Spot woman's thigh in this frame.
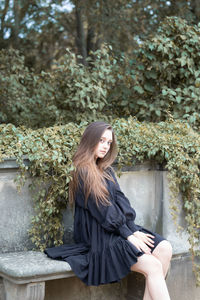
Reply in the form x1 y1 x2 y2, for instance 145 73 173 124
131 254 163 277
152 240 172 275
152 240 172 256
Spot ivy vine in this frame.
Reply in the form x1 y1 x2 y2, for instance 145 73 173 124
0 117 200 284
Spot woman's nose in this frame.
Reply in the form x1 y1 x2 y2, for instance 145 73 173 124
103 143 108 149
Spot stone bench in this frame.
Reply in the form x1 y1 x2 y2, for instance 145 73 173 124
2 159 200 299
0 251 74 300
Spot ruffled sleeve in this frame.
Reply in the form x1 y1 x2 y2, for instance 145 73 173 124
75 180 133 239
109 168 141 233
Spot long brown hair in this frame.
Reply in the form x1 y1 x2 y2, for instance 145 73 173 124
69 121 118 206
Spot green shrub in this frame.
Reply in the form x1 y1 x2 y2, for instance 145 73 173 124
0 47 116 128
0 49 58 128
1 17 200 130
109 17 200 129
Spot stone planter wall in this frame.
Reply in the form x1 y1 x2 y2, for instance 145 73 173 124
0 159 200 300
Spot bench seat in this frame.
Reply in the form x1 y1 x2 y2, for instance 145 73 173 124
0 251 74 300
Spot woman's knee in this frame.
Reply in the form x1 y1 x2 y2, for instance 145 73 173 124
153 240 172 261
131 254 163 277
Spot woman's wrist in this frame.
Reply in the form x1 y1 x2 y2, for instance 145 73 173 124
133 231 139 236
127 234 134 241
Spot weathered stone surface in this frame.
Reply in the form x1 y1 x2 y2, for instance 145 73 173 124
118 170 163 233
0 159 189 255
0 159 74 253
126 272 145 300
0 252 72 281
0 169 34 253
0 157 29 170
45 276 127 300
166 254 200 300
162 172 190 254
3 279 45 300
45 277 91 300
89 278 127 300
0 277 5 300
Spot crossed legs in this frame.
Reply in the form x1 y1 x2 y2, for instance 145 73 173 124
131 240 172 300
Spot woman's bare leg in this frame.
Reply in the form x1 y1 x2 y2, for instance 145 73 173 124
143 240 172 299
152 240 172 277
131 254 171 300
143 283 153 300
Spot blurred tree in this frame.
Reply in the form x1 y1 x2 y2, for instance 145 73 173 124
0 0 75 71
1 1 200 71
0 46 118 127
2 16 200 130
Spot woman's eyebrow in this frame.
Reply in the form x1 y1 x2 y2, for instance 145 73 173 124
101 136 113 141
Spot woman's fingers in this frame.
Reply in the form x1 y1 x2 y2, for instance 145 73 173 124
142 233 154 241
127 235 152 254
131 236 151 254
145 234 155 243
144 236 155 247
134 232 155 247
140 244 151 254
144 239 154 247
145 233 154 238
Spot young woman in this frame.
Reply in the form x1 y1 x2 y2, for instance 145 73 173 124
45 121 172 300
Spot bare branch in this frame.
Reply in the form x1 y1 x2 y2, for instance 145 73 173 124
0 0 10 37
75 0 87 65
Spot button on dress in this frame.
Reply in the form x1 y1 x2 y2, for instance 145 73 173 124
44 169 164 286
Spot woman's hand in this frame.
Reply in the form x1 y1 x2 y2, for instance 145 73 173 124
133 231 155 248
127 234 152 254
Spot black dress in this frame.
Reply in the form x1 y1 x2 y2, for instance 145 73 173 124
44 169 164 286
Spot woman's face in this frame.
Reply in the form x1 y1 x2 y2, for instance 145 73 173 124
94 129 113 159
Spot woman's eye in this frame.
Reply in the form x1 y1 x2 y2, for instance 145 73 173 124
99 139 112 145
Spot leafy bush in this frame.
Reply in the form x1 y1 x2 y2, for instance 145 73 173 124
109 17 200 129
1 17 200 130
0 117 200 284
0 47 116 128
0 49 58 128
52 48 116 123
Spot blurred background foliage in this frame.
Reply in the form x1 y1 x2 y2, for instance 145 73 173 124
0 8 200 129
1 0 200 71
